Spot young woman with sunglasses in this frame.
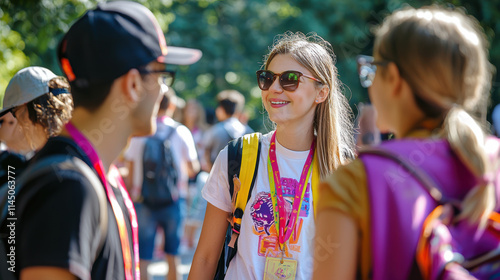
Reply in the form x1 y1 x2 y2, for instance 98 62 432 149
189 32 354 279
314 6 499 280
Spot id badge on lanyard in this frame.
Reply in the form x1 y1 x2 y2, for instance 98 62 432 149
264 257 298 280
264 132 315 280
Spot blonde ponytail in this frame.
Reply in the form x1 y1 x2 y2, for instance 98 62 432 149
444 106 495 228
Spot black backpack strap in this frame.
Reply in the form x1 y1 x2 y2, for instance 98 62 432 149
227 137 243 198
213 133 262 280
213 137 244 280
212 137 243 280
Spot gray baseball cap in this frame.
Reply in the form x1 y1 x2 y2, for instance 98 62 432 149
1 66 58 117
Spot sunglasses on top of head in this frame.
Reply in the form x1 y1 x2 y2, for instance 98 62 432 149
256 70 322 91
356 55 391 88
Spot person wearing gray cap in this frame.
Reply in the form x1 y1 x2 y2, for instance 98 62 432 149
0 66 72 156
13 1 201 280
0 112 20 151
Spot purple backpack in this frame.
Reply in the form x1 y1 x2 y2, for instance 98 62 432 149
360 139 500 280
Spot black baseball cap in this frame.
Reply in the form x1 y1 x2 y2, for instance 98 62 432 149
58 1 202 88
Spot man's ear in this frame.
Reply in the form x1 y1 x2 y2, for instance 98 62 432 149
121 68 142 103
315 85 329 103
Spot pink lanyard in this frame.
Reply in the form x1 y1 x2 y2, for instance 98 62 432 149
109 165 141 280
65 122 140 280
267 131 315 250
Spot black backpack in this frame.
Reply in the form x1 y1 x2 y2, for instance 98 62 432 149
141 124 179 209
0 154 108 280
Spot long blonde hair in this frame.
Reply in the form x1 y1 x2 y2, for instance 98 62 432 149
375 6 495 228
263 32 355 179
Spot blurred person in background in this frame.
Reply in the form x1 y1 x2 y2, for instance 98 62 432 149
355 102 381 149
182 98 210 248
0 112 22 151
172 95 186 123
0 66 73 157
125 87 200 280
203 90 254 172
182 99 209 167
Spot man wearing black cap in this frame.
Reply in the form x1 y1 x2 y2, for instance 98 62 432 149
15 2 201 280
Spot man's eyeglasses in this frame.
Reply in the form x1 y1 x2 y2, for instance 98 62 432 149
138 69 176 87
356 55 391 88
256 70 322 91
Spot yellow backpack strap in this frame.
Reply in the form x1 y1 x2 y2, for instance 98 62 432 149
234 133 261 219
227 133 262 246
311 150 320 219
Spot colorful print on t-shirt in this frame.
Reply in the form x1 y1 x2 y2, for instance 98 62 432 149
249 177 311 259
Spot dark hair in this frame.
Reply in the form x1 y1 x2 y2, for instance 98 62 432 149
205 107 216 125
27 77 73 137
216 90 245 116
70 81 113 112
218 99 237 116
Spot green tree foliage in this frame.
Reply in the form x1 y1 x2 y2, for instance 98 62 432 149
1 0 499 131
0 0 98 107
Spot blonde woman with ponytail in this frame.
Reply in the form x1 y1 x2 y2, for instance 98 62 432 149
190 32 354 280
314 5 499 280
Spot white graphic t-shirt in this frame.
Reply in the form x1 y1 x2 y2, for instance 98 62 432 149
202 132 315 280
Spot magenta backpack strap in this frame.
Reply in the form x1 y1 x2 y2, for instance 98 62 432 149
359 146 455 205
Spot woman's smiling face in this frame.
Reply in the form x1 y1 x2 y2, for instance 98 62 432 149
262 53 321 128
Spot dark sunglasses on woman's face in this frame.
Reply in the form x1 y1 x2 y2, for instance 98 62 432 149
256 70 321 91
356 55 391 88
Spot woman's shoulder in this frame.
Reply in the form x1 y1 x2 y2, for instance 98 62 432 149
324 158 366 188
319 158 368 214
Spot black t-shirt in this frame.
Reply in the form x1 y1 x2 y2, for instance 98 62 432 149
17 136 136 279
